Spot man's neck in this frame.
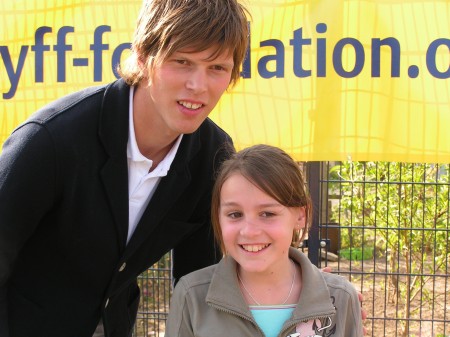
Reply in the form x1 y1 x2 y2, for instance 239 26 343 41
132 83 180 164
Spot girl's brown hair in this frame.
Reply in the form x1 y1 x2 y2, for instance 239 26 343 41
211 144 313 254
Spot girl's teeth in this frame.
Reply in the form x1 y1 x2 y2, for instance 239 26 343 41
242 244 268 252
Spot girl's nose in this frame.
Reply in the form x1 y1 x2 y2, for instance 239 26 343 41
240 219 261 237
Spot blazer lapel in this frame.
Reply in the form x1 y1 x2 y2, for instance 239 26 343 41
98 79 130 251
124 132 200 256
97 80 202 257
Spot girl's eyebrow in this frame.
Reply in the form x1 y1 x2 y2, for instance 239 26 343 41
220 201 239 207
221 201 282 208
258 203 283 208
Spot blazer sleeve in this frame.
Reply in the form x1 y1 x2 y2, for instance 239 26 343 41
0 123 58 335
171 189 221 283
171 137 232 283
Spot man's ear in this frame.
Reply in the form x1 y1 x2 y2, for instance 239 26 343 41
138 55 154 85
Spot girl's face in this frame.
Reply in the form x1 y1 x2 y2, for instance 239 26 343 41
219 173 305 276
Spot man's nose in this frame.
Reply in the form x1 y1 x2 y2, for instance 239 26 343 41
185 68 207 93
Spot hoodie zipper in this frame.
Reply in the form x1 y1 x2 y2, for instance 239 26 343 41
210 300 334 337
281 314 334 337
208 302 266 336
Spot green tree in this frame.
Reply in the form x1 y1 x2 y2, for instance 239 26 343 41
330 161 449 337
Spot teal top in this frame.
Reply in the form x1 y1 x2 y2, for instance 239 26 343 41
250 304 296 337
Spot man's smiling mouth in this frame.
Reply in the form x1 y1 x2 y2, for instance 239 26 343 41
178 100 203 109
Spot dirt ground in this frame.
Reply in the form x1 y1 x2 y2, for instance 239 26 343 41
325 251 449 337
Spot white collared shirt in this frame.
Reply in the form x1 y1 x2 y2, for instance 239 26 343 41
126 86 183 243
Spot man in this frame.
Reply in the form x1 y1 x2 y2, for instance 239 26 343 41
0 0 249 336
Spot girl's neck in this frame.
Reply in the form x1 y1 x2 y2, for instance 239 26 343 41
237 259 302 306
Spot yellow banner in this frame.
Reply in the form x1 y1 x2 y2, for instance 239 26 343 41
1 0 449 163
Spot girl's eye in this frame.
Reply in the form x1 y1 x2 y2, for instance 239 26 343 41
261 212 275 218
228 212 242 219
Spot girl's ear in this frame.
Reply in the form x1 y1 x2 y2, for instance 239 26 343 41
292 207 306 248
297 206 306 228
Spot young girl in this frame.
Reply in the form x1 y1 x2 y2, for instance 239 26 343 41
165 144 364 337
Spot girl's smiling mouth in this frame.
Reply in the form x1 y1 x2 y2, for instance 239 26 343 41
240 244 270 252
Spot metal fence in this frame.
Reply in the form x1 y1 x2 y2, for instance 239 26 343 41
133 252 172 337
133 161 450 337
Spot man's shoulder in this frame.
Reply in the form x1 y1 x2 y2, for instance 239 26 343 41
199 117 231 139
25 79 126 125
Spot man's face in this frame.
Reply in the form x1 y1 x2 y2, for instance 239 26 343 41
144 46 234 138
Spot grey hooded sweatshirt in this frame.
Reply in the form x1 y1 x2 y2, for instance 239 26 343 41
165 247 364 337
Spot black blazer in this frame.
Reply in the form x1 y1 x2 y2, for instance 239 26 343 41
0 79 231 337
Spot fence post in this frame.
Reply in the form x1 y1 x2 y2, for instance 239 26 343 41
306 161 321 266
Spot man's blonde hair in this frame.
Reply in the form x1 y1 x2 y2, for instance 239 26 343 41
119 0 250 87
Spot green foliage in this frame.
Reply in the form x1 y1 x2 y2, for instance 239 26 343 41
329 161 449 336
330 161 448 265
